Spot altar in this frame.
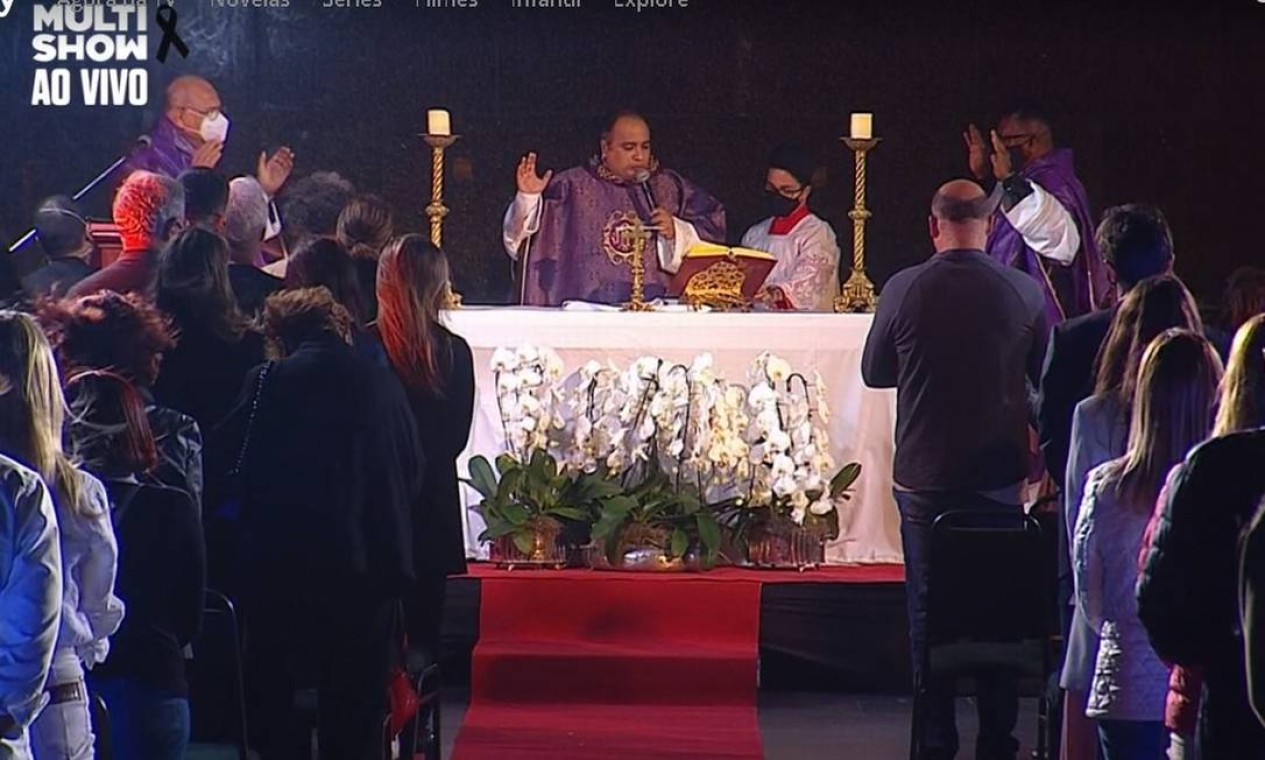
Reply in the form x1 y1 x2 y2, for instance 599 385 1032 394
445 307 903 565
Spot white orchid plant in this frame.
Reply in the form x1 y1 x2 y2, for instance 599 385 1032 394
467 346 860 565
714 352 861 545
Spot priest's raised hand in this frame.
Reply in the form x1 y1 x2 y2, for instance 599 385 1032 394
516 152 553 195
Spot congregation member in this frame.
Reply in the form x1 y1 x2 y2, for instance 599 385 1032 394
1073 330 1222 759
862 179 1048 760
224 177 284 317
179 168 229 234
152 228 267 435
504 110 726 305
64 371 204 760
1061 274 1205 759
1216 266 1265 350
1242 496 1265 732
0 458 62 757
375 234 475 658
67 172 184 299
282 238 389 367
1039 204 1175 491
266 171 358 278
220 288 420 760
739 143 841 311
336 195 395 322
22 197 94 301
0 312 124 760
38 292 203 511
1153 314 1265 757
1138 318 1265 755
965 107 1110 324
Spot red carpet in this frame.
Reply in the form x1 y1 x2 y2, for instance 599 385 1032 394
451 563 903 759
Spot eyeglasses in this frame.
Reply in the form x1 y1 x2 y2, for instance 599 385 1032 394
998 133 1036 147
182 105 222 120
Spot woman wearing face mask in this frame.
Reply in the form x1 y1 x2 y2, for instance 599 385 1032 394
740 143 841 312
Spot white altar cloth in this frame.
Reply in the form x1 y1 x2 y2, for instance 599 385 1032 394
445 307 903 565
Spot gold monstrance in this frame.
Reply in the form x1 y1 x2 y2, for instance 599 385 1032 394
834 113 880 313
423 108 462 309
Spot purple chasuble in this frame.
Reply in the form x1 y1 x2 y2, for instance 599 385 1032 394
518 161 726 306
120 117 195 182
985 148 1111 324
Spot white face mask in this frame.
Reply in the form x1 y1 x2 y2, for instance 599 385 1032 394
199 112 230 144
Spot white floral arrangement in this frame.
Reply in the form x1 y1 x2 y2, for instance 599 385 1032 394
479 347 858 561
744 352 840 527
489 345 565 461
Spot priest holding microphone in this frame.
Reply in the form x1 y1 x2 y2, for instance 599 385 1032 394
502 110 726 306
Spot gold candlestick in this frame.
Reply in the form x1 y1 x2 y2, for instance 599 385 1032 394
834 136 881 313
422 133 462 309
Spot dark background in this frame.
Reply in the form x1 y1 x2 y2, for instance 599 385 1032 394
3 0 1262 309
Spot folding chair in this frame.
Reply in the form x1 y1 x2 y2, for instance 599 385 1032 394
187 589 250 760
910 509 1053 760
397 647 443 760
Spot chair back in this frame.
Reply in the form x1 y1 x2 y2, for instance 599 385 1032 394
927 509 1050 648
187 589 250 760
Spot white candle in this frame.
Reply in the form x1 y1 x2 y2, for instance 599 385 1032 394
427 109 451 136
850 113 873 140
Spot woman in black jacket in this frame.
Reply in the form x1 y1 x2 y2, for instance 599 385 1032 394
375 233 474 658
220 287 421 760
65 370 204 760
1138 315 1265 757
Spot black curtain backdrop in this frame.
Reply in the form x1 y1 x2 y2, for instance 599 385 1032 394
4 0 1262 309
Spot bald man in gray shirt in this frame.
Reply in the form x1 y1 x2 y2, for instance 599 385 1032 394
862 179 1048 760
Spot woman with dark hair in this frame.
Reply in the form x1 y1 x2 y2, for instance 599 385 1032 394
284 237 368 326
37 291 203 511
1074 330 1222 758
336 195 394 322
65 371 204 760
0 311 124 759
1061 274 1204 758
220 287 420 760
375 234 474 657
152 227 266 434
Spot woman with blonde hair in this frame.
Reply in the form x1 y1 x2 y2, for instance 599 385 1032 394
375 234 474 658
0 311 124 759
1074 330 1222 759
1061 275 1204 758
1141 313 1265 758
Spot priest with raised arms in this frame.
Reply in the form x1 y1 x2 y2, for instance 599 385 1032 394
503 111 726 306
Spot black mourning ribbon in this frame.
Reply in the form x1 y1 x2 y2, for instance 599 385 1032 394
156 3 189 63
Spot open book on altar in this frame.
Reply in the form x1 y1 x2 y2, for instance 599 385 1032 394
668 243 777 308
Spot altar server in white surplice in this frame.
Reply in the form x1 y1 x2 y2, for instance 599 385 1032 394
741 144 841 312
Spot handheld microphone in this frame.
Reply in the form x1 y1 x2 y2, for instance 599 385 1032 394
634 169 657 211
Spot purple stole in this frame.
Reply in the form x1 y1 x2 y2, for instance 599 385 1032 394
120 117 195 182
518 162 726 306
986 148 1112 324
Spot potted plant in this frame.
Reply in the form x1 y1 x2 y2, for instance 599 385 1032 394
715 353 863 568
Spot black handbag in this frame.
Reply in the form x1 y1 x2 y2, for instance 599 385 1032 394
214 361 274 522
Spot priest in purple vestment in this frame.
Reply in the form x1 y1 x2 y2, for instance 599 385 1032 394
122 76 295 219
965 108 1111 325
503 111 726 306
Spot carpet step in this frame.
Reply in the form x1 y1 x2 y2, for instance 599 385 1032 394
450 703 764 760
472 640 757 705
